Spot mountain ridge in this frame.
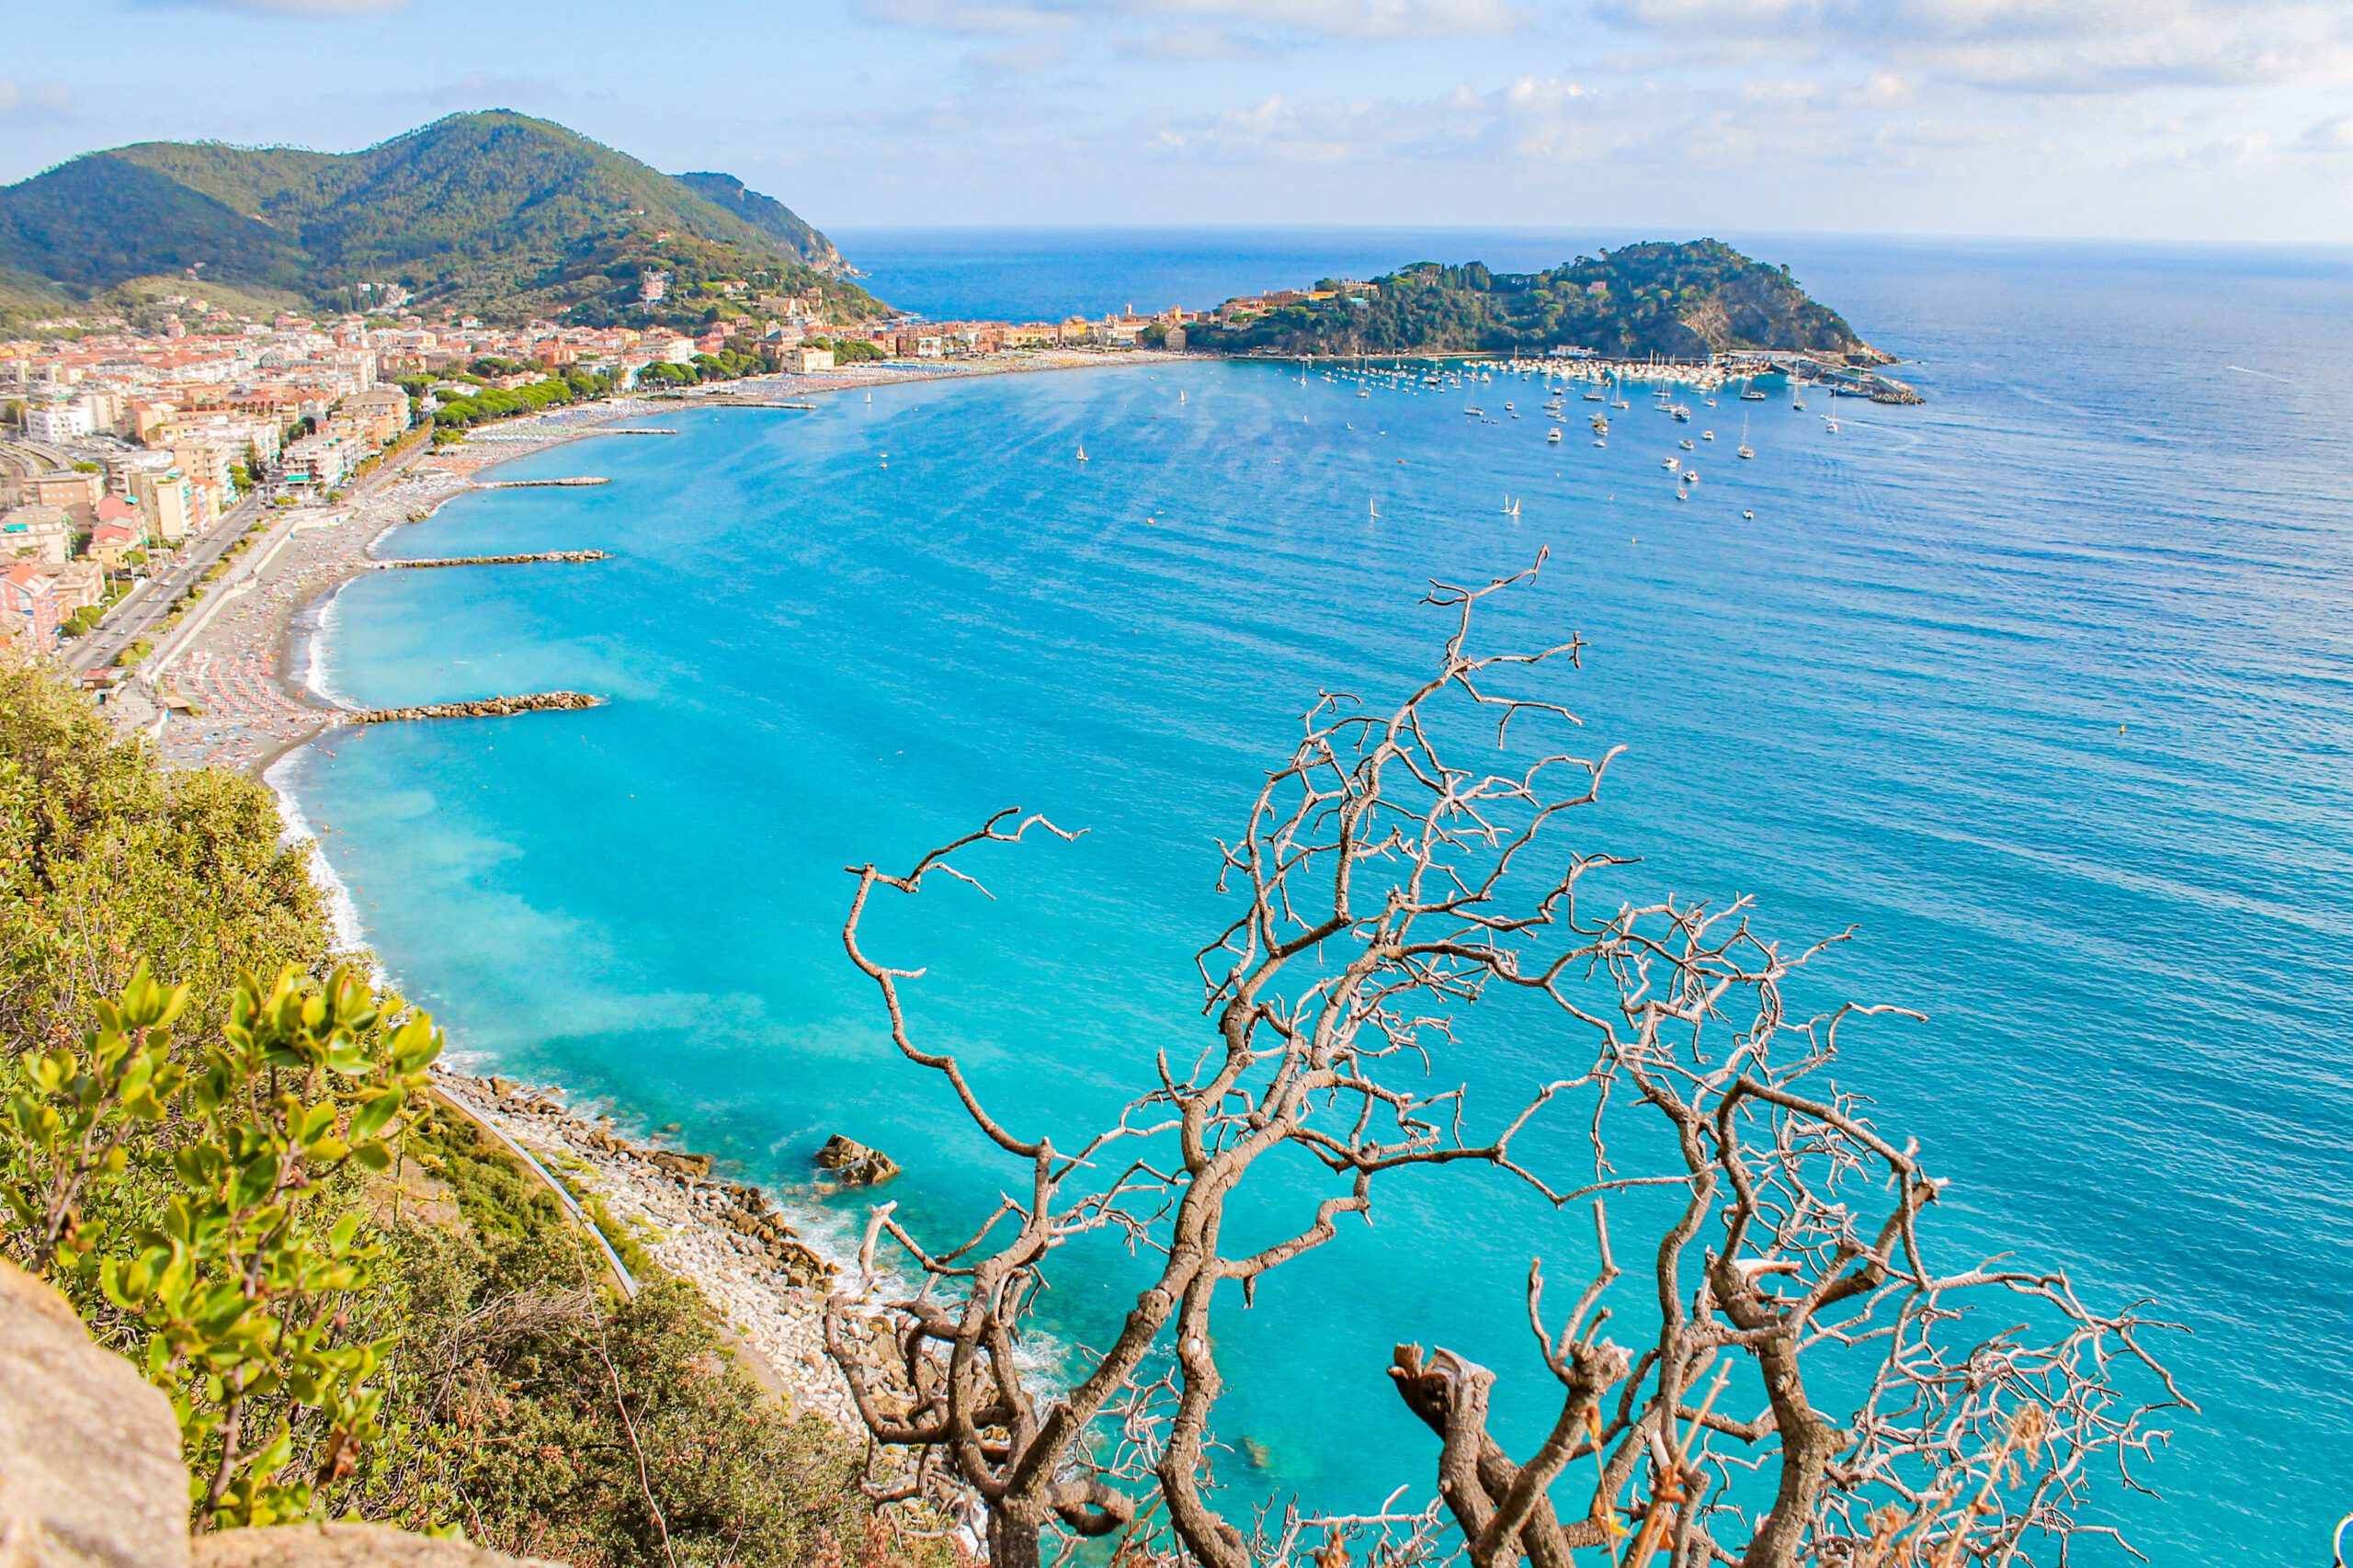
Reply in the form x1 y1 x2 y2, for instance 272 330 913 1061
0 111 877 326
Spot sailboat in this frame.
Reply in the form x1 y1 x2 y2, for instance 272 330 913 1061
1179 389 1187 403
1503 495 1521 519
1075 444 1089 463
1737 414 1754 460
1369 496 1380 520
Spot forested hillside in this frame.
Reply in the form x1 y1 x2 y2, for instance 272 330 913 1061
1189 240 1884 361
0 111 880 326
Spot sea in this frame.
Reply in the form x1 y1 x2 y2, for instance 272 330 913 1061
278 230 2353 1565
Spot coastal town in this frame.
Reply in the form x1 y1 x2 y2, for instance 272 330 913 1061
0 276 1266 663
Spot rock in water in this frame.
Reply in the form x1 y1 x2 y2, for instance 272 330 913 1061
813 1133 900 1186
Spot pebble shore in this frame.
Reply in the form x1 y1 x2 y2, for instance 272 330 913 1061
432 1066 883 1431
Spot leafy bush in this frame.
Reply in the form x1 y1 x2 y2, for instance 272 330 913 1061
2 961 443 1527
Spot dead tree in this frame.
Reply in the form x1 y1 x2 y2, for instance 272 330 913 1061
1385 898 2188 1568
826 553 2181 1568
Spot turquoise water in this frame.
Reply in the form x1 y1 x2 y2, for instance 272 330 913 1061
288 237 2353 1564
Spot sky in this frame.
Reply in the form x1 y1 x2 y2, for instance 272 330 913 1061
3 0 2349 244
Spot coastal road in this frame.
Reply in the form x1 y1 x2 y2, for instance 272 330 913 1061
65 431 436 676
65 494 266 675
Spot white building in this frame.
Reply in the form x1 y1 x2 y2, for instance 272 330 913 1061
788 347 835 373
21 400 94 442
282 430 363 490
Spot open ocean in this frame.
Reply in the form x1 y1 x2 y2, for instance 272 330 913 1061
282 231 2353 1564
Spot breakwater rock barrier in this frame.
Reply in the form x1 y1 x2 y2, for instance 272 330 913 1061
370 550 609 570
477 476 610 488
343 691 604 725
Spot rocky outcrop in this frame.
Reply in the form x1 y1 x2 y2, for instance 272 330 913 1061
813 1133 900 1187
345 692 603 725
0 1260 544 1568
0 1259 188 1568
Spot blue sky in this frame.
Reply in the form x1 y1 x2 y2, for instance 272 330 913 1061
5 0 2348 242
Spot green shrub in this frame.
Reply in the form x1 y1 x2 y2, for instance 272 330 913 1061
2 963 443 1528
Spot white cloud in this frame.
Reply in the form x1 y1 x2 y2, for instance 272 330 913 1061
1587 0 2353 94
0 81 77 120
859 0 1526 42
147 0 410 13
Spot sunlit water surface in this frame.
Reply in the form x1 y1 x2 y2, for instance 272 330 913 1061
287 234 2353 1565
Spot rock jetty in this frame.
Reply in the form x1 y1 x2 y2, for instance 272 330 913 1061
343 691 603 725
369 551 608 569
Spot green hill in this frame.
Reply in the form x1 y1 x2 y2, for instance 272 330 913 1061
0 110 880 326
674 171 845 275
1188 241 1885 362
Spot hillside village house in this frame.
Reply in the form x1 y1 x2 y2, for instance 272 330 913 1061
128 468 198 543
0 505 73 564
1 562 62 649
25 469 103 527
87 522 142 571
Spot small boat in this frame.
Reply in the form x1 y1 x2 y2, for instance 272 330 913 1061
1683 467 1699 483
1740 388 1768 401
1672 405 1691 422
1737 415 1754 459
1824 416 1840 434
1358 389 1370 398
1583 388 1604 402
1678 438 1694 450
1701 430 1714 441
1547 426 1563 443
1464 407 1484 416
1675 486 1688 502
1076 445 1089 462
1505 403 1516 412
1663 456 1681 469
1743 509 1755 519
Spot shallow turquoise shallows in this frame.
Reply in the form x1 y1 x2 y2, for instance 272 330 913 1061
287 235 2353 1566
